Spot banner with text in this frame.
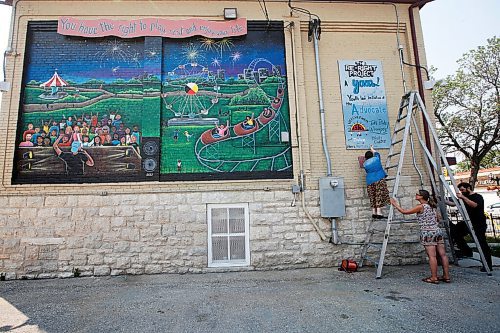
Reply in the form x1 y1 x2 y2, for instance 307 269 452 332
57 17 247 38
338 60 391 150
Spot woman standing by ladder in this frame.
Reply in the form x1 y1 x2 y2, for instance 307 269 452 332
390 190 451 284
363 145 390 219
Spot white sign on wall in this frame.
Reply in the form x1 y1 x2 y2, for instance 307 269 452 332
338 60 391 149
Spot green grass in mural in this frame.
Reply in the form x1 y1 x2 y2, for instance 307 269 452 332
23 87 103 104
143 97 161 137
19 79 292 175
160 82 292 174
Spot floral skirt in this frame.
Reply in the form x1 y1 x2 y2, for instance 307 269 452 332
420 229 444 246
367 178 390 208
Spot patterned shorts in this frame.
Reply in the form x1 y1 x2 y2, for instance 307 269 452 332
367 178 390 208
420 229 445 246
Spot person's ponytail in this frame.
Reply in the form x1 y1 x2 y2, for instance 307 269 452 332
427 196 437 209
418 189 437 208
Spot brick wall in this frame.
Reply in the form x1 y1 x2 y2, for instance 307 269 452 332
0 1 433 279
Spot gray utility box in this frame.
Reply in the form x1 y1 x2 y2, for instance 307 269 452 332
319 176 346 217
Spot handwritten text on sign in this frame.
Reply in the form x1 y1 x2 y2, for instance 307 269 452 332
338 60 391 150
57 17 247 38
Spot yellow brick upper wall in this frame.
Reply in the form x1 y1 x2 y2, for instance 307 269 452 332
0 1 432 194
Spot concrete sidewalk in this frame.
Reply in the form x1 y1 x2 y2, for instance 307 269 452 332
457 251 500 268
1 264 499 333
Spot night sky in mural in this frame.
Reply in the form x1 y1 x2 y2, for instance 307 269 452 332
25 32 146 83
162 33 285 79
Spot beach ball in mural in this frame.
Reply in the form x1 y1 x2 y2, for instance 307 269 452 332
185 82 199 95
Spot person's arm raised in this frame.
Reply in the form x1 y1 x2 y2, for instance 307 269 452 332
390 198 423 215
456 192 478 208
53 134 63 156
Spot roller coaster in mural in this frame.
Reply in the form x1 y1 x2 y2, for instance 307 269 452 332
161 57 292 173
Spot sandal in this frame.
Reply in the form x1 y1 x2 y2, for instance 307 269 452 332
438 276 451 283
422 277 439 284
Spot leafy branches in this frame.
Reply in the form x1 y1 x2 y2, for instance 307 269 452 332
433 37 500 185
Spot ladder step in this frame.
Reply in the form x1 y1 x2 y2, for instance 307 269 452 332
364 240 420 246
390 219 418 224
391 138 404 145
394 127 406 134
388 152 401 158
385 177 395 181
397 113 408 121
386 164 399 169
399 103 409 110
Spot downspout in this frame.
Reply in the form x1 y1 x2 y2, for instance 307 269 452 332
288 21 327 241
1 0 20 187
311 19 332 177
409 0 434 151
3 0 17 81
311 19 340 243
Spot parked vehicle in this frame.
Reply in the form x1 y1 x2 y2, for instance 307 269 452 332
486 202 500 217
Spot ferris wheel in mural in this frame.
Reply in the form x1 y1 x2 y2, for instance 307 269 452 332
162 62 221 118
161 40 225 119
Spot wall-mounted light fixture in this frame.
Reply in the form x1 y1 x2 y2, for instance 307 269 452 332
224 8 237 20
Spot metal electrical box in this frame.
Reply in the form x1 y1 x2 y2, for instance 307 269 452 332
319 177 346 217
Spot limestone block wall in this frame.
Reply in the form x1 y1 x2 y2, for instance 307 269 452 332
0 181 426 280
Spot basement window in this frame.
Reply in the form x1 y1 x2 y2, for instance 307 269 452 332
207 203 250 267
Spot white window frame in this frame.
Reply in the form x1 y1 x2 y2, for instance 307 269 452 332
207 203 250 267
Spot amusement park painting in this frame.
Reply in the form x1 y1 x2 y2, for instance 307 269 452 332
12 21 293 184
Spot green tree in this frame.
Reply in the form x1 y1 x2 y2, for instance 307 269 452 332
229 87 270 106
433 37 500 187
480 148 500 169
454 149 500 173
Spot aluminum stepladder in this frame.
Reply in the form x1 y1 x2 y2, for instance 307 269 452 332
359 91 492 278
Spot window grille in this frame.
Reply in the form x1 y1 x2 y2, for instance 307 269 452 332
207 203 250 267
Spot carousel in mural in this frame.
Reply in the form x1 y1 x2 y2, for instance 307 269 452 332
39 70 69 100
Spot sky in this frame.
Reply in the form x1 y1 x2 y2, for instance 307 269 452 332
420 0 500 79
0 0 499 82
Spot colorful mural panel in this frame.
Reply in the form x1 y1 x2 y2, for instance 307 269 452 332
160 25 293 180
14 22 148 183
13 21 293 184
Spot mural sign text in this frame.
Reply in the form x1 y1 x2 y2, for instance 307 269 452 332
58 17 247 39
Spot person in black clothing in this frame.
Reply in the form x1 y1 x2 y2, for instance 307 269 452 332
450 182 493 272
53 134 94 176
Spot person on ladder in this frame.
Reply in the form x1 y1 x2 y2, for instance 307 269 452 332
448 182 493 272
363 145 390 219
390 190 451 284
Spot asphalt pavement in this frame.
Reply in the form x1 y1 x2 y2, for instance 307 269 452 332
1 263 499 333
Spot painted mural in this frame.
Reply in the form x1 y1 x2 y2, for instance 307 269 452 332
13 22 292 184
160 27 292 180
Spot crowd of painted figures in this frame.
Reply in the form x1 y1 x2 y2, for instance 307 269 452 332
19 112 141 154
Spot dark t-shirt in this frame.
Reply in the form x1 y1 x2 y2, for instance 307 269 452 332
58 152 89 176
464 193 486 229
